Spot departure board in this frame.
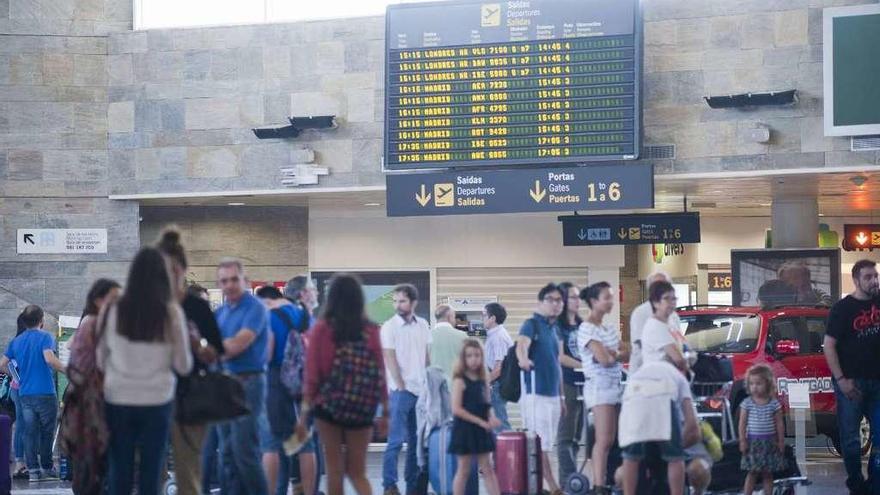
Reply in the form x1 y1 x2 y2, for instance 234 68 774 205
384 0 641 170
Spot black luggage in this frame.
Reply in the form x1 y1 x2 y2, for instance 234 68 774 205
708 441 801 492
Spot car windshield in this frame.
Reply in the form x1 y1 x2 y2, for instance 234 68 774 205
681 314 761 354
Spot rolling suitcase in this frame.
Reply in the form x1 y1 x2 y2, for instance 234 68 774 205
428 422 479 495
496 371 542 495
0 414 11 495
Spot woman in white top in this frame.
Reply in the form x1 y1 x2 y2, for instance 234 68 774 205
641 280 687 370
577 281 626 494
97 247 192 495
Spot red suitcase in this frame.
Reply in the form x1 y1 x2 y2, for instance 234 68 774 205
495 371 542 495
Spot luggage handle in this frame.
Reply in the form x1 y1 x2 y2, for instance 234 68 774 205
519 369 538 432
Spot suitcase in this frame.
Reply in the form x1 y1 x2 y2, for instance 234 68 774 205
428 423 479 495
0 414 11 495
708 441 801 492
496 371 542 495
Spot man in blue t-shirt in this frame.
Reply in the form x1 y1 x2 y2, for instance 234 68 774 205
516 283 565 495
0 305 65 482
255 285 317 495
215 259 270 495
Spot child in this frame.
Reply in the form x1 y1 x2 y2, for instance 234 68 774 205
738 364 786 495
448 339 502 495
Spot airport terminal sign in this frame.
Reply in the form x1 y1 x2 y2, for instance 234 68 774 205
17 229 108 254
559 212 700 246
384 0 641 169
385 163 652 217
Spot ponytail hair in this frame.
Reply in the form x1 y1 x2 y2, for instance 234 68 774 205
156 226 187 269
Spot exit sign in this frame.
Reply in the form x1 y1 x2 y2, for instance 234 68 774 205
843 224 880 251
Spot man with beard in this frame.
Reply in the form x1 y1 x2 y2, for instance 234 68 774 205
825 259 880 495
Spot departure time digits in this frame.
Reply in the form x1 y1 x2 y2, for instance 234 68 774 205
386 34 637 166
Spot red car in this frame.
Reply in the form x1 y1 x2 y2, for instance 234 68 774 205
678 304 869 454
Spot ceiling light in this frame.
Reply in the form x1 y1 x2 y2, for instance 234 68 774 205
364 202 382 207
228 202 246 206
759 203 771 207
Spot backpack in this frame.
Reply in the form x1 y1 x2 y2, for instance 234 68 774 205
498 346 522 402
499 318 541 402
315 337 384 426
275 308 307 398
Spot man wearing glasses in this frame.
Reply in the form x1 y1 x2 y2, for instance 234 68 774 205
215 259 270 495
516 283 567 495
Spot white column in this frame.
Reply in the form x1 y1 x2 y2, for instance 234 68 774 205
771 198 819 248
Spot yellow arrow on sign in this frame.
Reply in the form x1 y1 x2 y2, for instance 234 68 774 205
415 184 431 207
529 180 546 203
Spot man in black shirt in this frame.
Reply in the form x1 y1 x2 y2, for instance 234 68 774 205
825 259 880 495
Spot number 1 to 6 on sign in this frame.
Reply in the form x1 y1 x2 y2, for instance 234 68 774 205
587 182 621 202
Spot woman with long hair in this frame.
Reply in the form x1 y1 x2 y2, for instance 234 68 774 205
577 282 625 495
297 274 387 495
556 281 584 483
59 278 120 493
156 228 224 495
68 279 121 372
97 247 192 495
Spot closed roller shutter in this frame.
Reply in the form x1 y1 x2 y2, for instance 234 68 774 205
436 267 589 429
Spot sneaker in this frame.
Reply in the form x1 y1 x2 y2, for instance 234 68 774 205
40 468 59 481
384 487 401 495
12 466 29 480
28 471 41 483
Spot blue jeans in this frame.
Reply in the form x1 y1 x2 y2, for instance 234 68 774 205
201 426 220 494
105 401 173 495
490 382 511 432
20 395 57 472
382 390 419 492
219 373 269 495
834 378 880 492
10 388 24 461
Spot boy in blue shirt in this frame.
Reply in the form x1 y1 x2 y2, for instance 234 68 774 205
0 305 66 482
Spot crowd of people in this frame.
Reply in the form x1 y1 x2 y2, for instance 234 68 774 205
2 230 878 495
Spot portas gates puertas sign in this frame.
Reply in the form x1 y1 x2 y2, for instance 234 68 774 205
559 212 701 246
385 162 652 217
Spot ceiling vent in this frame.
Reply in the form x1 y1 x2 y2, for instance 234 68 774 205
852 135 880 152
690 201 717 208
642 144 675 160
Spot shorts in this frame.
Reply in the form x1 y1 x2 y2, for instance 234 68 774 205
582 374 622 409
259 402 316 455
622 403 684 462
519 394 561 453
685 442 714 470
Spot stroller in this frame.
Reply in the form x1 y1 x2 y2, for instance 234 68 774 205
690 353 810 495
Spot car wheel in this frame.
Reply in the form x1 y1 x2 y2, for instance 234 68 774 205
829 418 872 457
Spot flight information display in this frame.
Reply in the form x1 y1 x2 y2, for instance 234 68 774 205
384 0 641 170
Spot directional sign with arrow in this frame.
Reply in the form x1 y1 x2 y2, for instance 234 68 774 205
386 163 653 217
17 229 108 254
844 224 880 251
529 181 546 203
415 184 431 207
560 213 701 246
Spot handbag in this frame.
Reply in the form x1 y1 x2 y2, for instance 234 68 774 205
175 369 250 424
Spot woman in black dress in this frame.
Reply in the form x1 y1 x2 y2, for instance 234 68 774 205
448 338 501 495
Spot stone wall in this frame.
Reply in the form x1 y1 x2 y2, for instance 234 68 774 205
105 0 880 198
106 18 386 196
0 0 136 342
139 206 309 286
